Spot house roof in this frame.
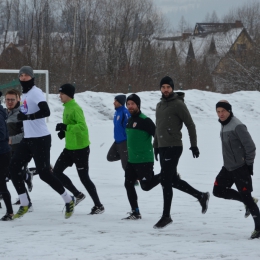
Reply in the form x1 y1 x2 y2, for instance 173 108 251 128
191 34 213 61
213 27 244 57
174 40 190 65
0 31 19 45
193 21 243 35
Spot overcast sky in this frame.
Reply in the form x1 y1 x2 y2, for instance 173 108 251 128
153 0 258 30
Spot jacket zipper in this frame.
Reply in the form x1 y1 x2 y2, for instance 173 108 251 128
228 134 237 163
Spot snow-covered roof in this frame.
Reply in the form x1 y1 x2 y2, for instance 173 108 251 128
49 32 71 40
174 40 190 65
191 34 213 61
0 31 19 45
213 28 244 57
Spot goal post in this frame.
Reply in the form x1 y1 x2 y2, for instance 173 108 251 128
0 69 49 104
0 69 49 122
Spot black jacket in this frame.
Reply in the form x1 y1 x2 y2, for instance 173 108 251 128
0 104 11 154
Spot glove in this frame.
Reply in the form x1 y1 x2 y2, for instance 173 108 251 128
189 146 200 158
17 111 29 121
247 164 253 175
57 131 65 140
154 148 159 161
56 123 67 131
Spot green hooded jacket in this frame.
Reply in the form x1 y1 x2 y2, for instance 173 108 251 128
63 99 90 150
153 92 197 148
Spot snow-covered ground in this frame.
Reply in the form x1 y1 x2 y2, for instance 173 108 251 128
1 89 260 260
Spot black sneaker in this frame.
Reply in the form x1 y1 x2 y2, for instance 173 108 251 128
199 192 210 214
89 205 105 215
13 198 21 205
153 216 173 229
28 202 33 212
122 210 142 220
1 213 13 221
75 192 86 206
250 230 260 239
25 168 33 192
245 197 258 218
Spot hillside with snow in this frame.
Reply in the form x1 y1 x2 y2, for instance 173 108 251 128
1 89 260 260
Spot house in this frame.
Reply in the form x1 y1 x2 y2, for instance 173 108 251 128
0 31 24 53
154 20 254 92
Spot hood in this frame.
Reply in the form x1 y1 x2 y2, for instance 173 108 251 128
161 92 185 103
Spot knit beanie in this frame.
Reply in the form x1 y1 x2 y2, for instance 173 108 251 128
18 66 34 78
59 84 75 99
160 76 174 89
115 95 126 106
216 101 232 113
126 94 141 109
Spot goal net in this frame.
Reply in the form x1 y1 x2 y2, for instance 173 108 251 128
0 69 49 103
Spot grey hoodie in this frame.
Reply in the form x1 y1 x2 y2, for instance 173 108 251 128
154 92 197 148
220 116 255 171
6 103 24 151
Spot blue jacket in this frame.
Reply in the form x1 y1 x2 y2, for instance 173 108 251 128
0 104 11 154
113 106 130 143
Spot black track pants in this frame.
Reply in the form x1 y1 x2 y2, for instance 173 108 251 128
124 162 160 210
159 146 202 217
107 141 128 171
213 166 260 230
10 135 65 195
0 151 13 214
53 146 102 206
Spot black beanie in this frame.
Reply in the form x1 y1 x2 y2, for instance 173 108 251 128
126 94 141 109
160 76 174 89
216 101 232 113
115 95 126 106
59 84 75 99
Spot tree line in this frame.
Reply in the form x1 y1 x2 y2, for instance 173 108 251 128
0 0 259 93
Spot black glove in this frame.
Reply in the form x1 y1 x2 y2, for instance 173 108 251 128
17 111 32 121
247 164 253 175
57 131 65 140
154 148 159 161
56 123 67 131
189 146 200 158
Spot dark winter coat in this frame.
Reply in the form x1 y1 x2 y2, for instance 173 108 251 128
0 104 11 154
6 103 24 152
220 116 255 171
153 92 197 148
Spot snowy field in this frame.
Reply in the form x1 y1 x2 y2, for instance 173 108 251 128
1 89 260 260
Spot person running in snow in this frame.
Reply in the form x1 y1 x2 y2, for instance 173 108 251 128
5 89 33 209
213 100 260 239
0 91 13 221
107 95 139 185
9 66 75 219
122 94 161 220
53 83 104 215
153 76 210 229
107 95 130 171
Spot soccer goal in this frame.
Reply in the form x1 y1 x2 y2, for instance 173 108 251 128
0 69 49 103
